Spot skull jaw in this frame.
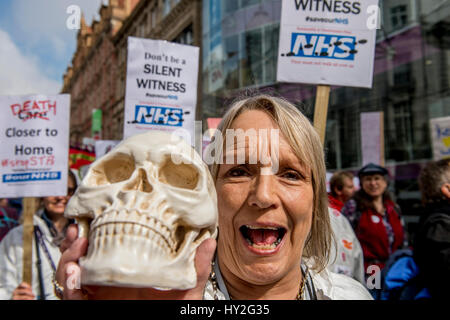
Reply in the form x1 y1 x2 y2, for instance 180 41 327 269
79 257 197 290
78 227 210 290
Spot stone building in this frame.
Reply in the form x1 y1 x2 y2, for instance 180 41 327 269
62 0 202 144
62 0 140 146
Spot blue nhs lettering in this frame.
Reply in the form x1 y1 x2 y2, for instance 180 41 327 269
134 105 183 127
290 33 356 60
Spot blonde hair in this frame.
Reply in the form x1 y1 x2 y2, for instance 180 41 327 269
210 94 332 272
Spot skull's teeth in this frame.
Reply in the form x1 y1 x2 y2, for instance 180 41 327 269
124 223 132 234
89 223 176 252
115 223 123 235
107 223 114 235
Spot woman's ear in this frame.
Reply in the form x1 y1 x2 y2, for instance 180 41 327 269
441 183 450 200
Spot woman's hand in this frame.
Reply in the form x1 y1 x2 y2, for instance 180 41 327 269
12 283 35 300
56 223 217 300
56 224 88 299
83 238 216 300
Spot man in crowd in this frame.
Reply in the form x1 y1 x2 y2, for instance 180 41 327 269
328 171 356 212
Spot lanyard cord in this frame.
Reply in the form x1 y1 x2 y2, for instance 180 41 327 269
34 225 57 272
34 229 46 300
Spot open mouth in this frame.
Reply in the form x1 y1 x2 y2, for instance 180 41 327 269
239 225 286 250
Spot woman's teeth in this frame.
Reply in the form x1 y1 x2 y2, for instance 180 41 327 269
240 225 286 250
245 237 282 249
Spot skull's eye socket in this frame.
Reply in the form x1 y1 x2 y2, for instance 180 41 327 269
88 153 135 186
159 157 199 190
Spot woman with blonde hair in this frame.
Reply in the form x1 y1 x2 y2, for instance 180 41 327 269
56 94 371 300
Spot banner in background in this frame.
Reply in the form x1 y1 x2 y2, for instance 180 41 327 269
69 147 95 170
430 116 450 160
92 108 102 140
124 37 200 144
0 94 70 198
360 111 384 166
277 0 378 88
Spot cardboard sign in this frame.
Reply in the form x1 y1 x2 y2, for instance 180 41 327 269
430 116 450 160
124 37 200 144
0 94 70 198
277 0 378 88
360 111 384 166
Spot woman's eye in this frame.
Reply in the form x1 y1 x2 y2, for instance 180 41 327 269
280 170 302 181
227 167 250 177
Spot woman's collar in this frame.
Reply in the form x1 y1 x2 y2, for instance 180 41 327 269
213 255 315 300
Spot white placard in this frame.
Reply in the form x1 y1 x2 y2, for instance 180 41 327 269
277 0 378 88
95 140 120 159
124 37 199 144
0 94 70 198
360 112 383 166
430 116 450 160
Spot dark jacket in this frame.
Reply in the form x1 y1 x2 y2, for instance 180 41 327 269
413 203 450 299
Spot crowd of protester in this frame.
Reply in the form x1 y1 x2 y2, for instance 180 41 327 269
0 100 448 300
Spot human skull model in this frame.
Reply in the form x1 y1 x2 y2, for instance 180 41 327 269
65 130 218 290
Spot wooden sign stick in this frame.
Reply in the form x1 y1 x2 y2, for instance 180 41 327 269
22 197 37 285
313 85 331 145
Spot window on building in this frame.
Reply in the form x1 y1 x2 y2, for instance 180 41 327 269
393 63 411 86
151 6 157 28
163 0 171 17
225 1 238 13
240 23 278 87
242 0 260 8
386 101 414 161
243 28 263 86
224 35 239 90
138 15 146 37
147 10 152 33
391 5 408 30
174 24 193 45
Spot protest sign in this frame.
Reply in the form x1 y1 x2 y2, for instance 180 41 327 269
276 0 379 145
124 37 200 144
0 94 70 198
277 0 379 88
360 111 384 166
430 116 450 160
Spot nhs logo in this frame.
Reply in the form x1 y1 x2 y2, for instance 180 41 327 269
290 33 357 60
134 105 183 127
3 171 61 183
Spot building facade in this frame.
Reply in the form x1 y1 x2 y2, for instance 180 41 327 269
62 0 201 144
201 0 450 227
62 0 140 146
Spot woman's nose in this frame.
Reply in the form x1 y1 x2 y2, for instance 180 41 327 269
247 174 278 210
